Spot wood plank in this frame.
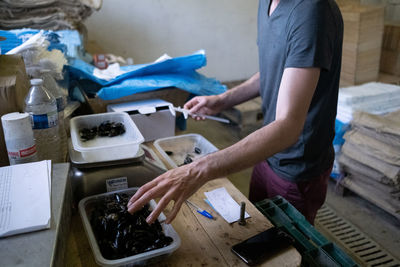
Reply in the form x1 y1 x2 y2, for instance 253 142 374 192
189 178 302 267
339 2 384 85
154 203 228 266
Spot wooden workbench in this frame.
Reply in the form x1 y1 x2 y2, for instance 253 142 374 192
66 178 301 266
65 142 301 266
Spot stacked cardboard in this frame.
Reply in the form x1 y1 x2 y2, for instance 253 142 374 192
0 0 101 30
339 3 385 86
380 22 400 76
339 110 400 220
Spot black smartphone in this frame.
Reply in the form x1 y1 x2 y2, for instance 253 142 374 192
231 227 295 266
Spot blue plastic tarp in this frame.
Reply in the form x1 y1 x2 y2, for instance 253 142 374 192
0 30 22 54
7 29 82 58
66 50 227 100
1 29 227 100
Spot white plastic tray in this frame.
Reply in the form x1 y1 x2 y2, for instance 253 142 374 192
153 133 218 168
70 112 144 161
78 188 181 267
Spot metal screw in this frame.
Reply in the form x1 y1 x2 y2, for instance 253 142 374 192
239 201 246 226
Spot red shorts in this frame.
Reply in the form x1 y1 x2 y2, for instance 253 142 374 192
249 161 332 224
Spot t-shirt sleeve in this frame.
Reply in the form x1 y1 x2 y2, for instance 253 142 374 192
284 2 334 71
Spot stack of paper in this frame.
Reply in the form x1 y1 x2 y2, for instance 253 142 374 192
337 82 400 123
0 160 51 238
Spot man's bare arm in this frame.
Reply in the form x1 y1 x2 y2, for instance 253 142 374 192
128 67 320 224
198 67 320 178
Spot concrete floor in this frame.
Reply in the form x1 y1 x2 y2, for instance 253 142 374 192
179 117 400 261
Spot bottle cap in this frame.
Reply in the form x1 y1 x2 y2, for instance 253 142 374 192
1 112 34 139
30 78 43 86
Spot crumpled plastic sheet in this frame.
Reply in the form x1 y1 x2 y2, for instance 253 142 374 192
1 29 226 99
9 28 83 59
67 50 227 100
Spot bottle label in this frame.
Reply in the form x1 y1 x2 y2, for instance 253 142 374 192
30 110 58 129
56 97 65 111
8 144 37 159
106 177 128 192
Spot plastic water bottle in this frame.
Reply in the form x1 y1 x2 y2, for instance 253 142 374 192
24 78 62 163
40 69 68 161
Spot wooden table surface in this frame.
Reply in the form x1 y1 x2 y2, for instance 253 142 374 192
65 143 301 267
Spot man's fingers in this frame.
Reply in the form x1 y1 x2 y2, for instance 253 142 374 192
183 97 199 110
145 193 174 224
192 114 206 121
185 97 207 114
127 184 163 214
128 180 157 205
189 101 205 114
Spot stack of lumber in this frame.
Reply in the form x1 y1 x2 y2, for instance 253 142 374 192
339 110 400 220
339 3 385 87
380 22 400 76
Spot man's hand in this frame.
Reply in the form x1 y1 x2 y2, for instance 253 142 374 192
127 160 208 224
184 95 224 120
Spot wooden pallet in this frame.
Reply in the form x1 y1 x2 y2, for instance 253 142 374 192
337 175 400 221
221 97 263 137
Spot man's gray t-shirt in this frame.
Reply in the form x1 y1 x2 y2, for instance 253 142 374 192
257 0 343 182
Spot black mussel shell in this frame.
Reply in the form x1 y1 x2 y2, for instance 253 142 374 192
90 193 173 260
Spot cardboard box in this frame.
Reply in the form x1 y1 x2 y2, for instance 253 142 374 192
107 99 175 142
0 55 31 166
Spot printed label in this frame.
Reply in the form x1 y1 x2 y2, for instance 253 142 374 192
7 151 19 159
106 177 128 192
29 110 58 129
20 145 37 157
7 145 36 159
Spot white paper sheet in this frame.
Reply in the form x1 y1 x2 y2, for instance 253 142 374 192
204 187 250 224
0 160 51 238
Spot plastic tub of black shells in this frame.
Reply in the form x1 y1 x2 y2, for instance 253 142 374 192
154 133 219 168
70 112 144 162
78 188 180 266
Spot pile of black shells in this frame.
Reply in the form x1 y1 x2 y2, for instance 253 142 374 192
90 193 173 260
180 146 202 166
80 121 126 141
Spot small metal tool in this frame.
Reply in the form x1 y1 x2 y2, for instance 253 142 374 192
239 201 246 226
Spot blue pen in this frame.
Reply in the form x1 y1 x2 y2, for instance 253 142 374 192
186 200 214 220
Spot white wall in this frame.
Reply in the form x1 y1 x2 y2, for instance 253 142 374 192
84 0 259 82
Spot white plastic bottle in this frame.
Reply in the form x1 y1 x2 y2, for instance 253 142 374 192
40 69 68 162
1 112 39 165
24 78 62 163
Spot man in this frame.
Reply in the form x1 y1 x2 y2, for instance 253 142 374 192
128 0 343 225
